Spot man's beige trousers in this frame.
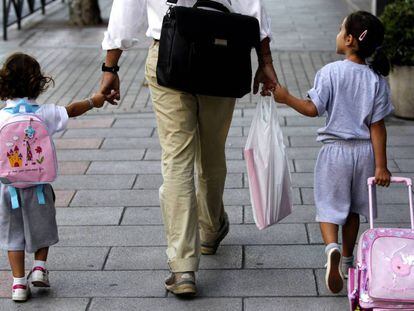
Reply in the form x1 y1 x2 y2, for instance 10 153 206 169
145 42 236 272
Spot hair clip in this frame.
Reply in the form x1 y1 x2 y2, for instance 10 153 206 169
359 30 368 41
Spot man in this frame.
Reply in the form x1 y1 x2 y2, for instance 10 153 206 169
100 0 278 296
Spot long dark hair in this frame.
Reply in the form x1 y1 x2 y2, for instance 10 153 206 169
0 53 54 100
345 11 390 76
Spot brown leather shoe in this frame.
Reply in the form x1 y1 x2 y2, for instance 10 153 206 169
201 213 230 255
165 272 197 296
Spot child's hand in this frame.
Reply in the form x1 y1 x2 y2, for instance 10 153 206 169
91 93 106 108
375 167 391 187
92 91 119 108
273 84 290 104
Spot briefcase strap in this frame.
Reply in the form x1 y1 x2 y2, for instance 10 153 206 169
194 0 230 13
166 0 178 5
166 0 230 14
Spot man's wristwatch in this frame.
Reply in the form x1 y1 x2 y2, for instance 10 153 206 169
102 63 120 74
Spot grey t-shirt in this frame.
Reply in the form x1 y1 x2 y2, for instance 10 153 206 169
308 60 394 142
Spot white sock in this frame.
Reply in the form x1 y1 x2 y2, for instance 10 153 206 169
13 277 26 285
342 256 354 264
33 260 46 269
325 243 340 255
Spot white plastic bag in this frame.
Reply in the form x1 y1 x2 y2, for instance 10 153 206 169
244 96 293 230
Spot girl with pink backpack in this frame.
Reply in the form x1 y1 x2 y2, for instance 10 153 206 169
0 53 116 302
273 11 394 294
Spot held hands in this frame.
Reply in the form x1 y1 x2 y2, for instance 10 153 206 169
375 167 391 187
100 72 121 105
273 84 290 104
253 63 279 96
91 91 119 108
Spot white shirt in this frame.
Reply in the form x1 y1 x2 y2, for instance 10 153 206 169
1 98 69 135
102 0 272 50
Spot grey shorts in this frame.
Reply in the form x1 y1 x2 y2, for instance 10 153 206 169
314 140 377 225
0 184 58 253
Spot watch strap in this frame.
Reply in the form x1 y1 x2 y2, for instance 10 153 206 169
102 63 119 74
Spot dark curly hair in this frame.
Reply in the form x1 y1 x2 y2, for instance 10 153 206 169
345 11 390 76
0 52 54 100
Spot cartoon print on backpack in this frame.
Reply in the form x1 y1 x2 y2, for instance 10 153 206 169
35 146 43 164
6 145 23 168
23 121 37 166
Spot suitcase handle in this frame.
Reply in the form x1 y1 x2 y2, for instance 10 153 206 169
367 177 414 229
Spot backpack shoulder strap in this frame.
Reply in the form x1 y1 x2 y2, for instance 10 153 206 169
3 99 40 115
8 186 20 209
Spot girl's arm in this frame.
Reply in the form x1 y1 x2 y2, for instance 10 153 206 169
273 85 318 117
370 119 391 187
65 93 115 118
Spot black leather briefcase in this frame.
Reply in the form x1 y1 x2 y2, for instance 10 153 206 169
157 0 260 98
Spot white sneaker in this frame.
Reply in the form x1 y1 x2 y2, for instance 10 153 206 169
30 266 50 287
325 248 344 294
342 260 354 279
12 283 30 302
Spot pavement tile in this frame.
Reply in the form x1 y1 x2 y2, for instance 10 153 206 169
90 298 242 311
244 298 348 311
67 118 114 128
0 298 90 310
27 271 167 298
121 206 243 225
196 269 316 297
102 138 160 149
245 245 326 268
87 161 161 175
56 207 124 226
70 190 159 206
105 245 242 270
63 128 153 138
244 205 316 224
58 226 166 246
395 159 414 172
55 190 75 207
53 175 135 190
57 149 145 161
58 161 90 175
0 247 108 271
112 118 157 128
224 224 307 245
54 138 103 149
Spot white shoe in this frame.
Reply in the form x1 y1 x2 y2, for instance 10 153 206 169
30 266 50 287
342 260 354 279
12 283 30 302
325 248 344 294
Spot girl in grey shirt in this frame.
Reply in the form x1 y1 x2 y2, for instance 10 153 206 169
274 11 393 294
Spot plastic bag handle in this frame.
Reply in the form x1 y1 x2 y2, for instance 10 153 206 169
367 177 414 229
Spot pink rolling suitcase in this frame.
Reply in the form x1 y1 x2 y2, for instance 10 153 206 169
348 177 414 310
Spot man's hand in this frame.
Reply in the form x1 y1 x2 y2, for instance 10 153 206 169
92 91 119 108
375 167 391 187
253 63 279 96
100 72 120 105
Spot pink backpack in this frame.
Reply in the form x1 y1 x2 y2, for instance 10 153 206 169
0 100 58 209
348 177 414 310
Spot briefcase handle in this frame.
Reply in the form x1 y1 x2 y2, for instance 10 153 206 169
194 0 231 14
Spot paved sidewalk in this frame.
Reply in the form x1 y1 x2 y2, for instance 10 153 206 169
0 0 413 310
